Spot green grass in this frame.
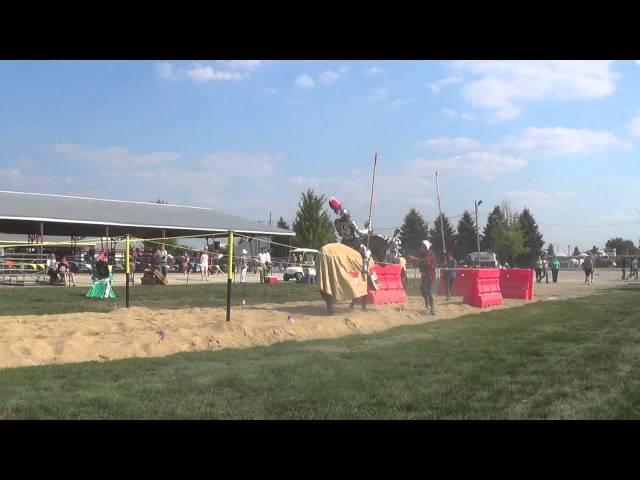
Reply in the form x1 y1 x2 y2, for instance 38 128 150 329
2 287 640 419
0 282 322 316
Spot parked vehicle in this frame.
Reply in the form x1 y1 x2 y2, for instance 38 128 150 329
461 251 499 268
283 248 318 281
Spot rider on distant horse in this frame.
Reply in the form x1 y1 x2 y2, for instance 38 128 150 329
329 197 373 274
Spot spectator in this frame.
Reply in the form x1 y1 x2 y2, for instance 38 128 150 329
409 240 437 315
535 256 543 283
240 249 248 283
551 256 560 283
95 251 110 279
542 256 549 284
444 252 457 300
583 254 594 285
182 253 190 277
621 256 627 280
160 245 168 277
200 250 209 281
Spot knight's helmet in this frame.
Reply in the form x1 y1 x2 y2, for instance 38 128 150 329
330 197 353 239
329 197 343 215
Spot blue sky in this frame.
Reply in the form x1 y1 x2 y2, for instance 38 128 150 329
0 60 639 252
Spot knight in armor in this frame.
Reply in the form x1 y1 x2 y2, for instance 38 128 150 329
329 197 372 273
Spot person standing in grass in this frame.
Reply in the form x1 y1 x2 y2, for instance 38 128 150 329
583 254 594 285
182 253 190 278
535 256 543 283
444 252 457 300
409 240 437 315
551 256 560 283
200 249 209 281
240 249 248 283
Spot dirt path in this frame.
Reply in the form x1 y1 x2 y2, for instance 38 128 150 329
0 269 630 369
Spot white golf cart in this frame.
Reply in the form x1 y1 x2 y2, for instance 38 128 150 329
283 248 318 281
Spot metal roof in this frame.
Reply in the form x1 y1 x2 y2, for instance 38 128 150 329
0 234 97 247
0 191 294 238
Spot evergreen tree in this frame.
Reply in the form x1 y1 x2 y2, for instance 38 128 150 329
547 243 555 257
429 213 457 263
481 205 506 251
573 246 580 257
456 211 478 260
292 190 336 249
399 208 429 258
517 208 544 267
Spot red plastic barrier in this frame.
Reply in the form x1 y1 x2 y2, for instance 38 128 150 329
264 276 278 284
467 269 503 308
499 268 534 300
368 264 407 305
437 269 476 298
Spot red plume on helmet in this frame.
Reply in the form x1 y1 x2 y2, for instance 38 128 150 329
329 197 343 214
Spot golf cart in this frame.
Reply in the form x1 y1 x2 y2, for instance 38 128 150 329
283 248 318 281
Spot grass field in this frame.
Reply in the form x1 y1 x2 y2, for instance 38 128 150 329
0 283 323 316
2 286 640 419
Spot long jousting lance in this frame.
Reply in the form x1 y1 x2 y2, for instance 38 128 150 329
435 171 447 261
365 152 378 253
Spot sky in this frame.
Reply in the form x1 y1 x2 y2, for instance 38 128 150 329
0 60 639 253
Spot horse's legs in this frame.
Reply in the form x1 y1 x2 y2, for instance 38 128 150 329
320 292 336 315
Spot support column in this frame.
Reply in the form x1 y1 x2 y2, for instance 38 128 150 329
226 230 234 322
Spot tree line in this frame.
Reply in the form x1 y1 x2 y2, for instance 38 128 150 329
283 190 548 266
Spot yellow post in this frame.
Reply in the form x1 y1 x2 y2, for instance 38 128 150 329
226 231 234 321
125 235 130 308
228 231 234 282
125 235 130 274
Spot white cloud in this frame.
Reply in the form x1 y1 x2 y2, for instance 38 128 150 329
501 127 630 155
367 67 384 75
555 190 577 200
389 98 414 108
156 61 258 83
452 60 617 120
503 189 558 208
503 189 578 209
155 62 175 79
427 76 463 94
319 70 341 84
408 153 527 180
295 73 315 88
186 64 244 82
287 176 319 188
338 66 349 74
597 212 640 223
627 114 640 138
366 88 389 102
198 151 282 177
441 108 475 120
0 168 21 181
217 60 262 71
636 61 640 66
53 144 182 169
419 137 482 150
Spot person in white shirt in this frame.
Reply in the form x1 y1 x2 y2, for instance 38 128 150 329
200 250 209 281
240 249 248 283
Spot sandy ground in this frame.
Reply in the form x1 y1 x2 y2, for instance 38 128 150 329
0 269 631 369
